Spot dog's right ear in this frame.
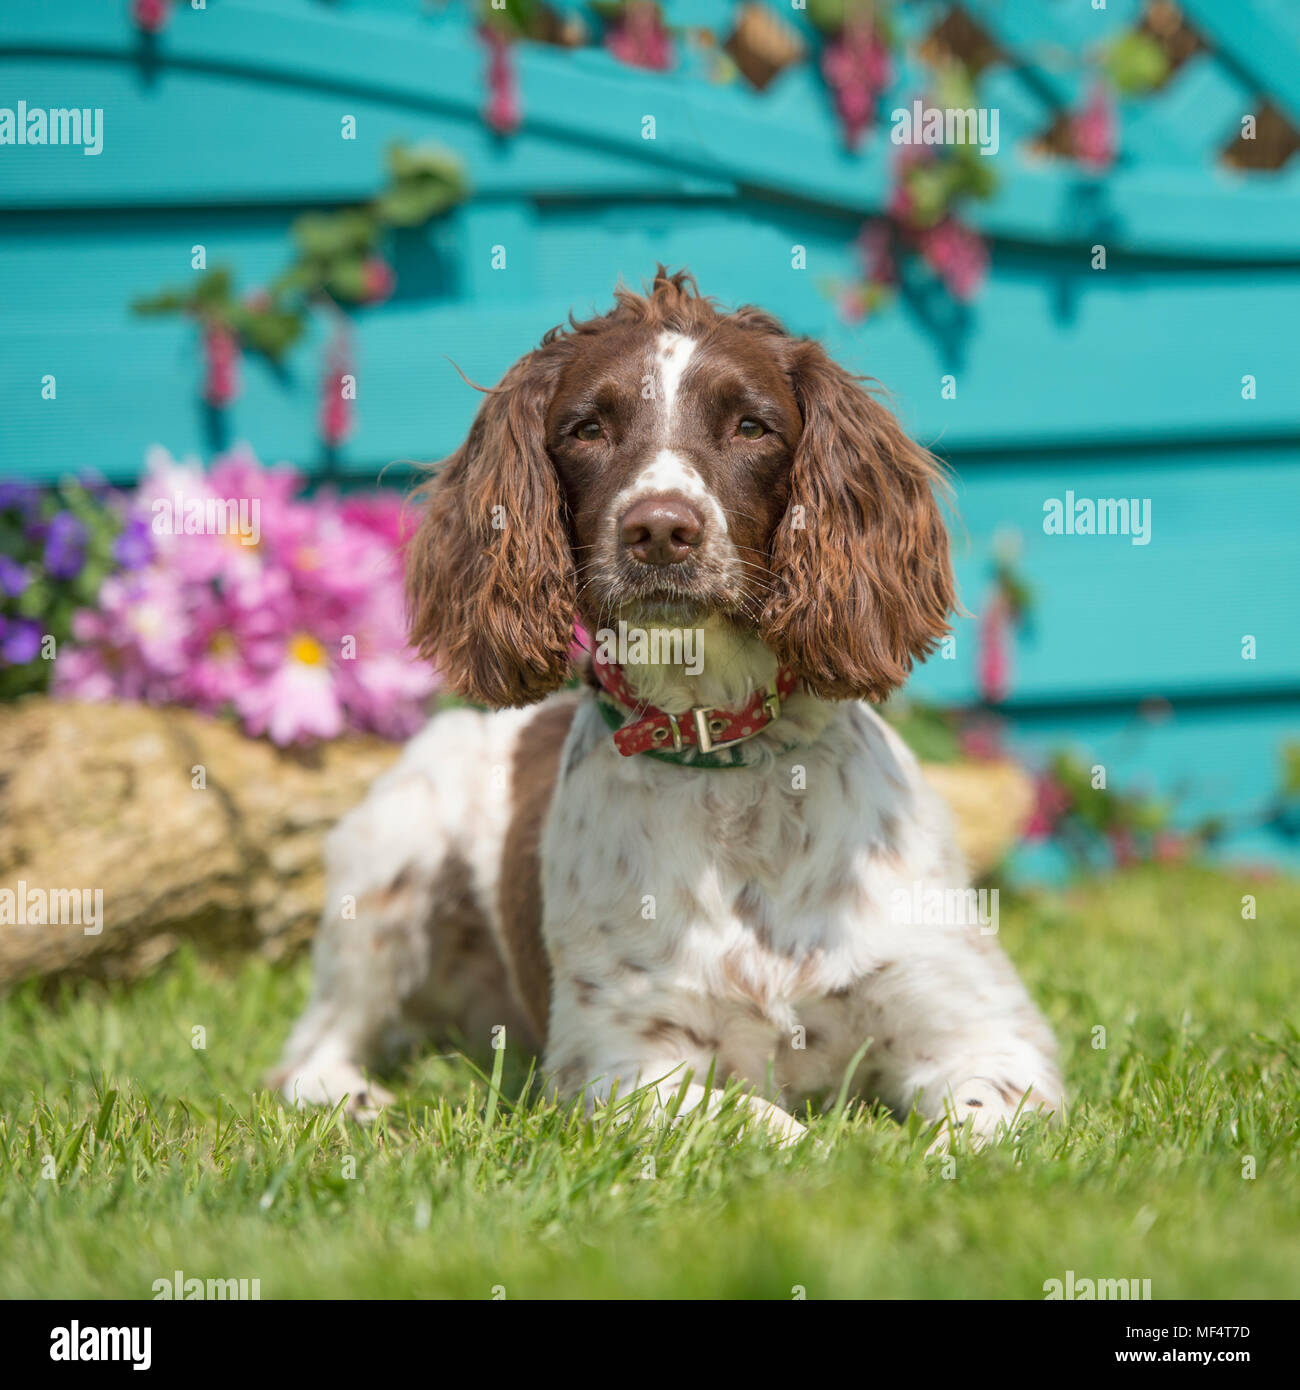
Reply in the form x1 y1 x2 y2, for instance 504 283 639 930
406 350 576 707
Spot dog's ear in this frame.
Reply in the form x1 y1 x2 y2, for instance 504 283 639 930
407 350 575 707
760 339 954 701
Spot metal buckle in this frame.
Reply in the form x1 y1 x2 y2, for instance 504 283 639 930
690 684 781 755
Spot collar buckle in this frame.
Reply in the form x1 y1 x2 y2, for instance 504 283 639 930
690 684 781 755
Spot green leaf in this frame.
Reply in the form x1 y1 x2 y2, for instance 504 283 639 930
192 267 234 309
131 289 191 316
292 209 375 261
1281 742 1300 798
231 304 305 362
325 255 371 304
1103 32 1169 94
374 182 457 227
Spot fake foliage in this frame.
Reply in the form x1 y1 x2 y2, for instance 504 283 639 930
132 145 467 439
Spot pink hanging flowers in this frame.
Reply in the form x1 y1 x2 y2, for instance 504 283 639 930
481 25 522 135
201 323 240 408
821 16 892 150
1072 81 1117 169
132 0 171 35
318 328 354 448
605 2 675 73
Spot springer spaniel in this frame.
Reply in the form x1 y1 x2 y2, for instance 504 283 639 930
273 269 1062 1147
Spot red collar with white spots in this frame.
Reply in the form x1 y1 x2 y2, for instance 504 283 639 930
592 650 800 759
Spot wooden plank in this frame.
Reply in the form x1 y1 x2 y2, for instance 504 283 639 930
1000 695 1300 879
0 55 738 208
1117 53 1253 168
5 292 1298 706
912 446 1300 702
6 245 1300 473
1178 0 1300 133
7 2 1296 258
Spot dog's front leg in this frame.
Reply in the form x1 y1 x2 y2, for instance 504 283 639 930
545 992 806 1149
860 931 1064 1150
585 1069 808 1148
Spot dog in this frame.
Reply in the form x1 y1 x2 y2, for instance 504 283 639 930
272 268 1063 1147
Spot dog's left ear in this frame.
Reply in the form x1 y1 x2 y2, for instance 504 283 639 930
761 339 955 701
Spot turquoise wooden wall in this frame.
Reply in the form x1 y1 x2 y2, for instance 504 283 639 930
2 0 1298 870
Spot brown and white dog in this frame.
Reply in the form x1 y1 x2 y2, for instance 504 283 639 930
272 269 1062 1146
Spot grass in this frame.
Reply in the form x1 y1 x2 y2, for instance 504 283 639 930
0 864 1297 1300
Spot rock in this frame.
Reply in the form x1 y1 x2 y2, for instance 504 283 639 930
921 758 1036 881
0 698 398 986
0 698 1033 987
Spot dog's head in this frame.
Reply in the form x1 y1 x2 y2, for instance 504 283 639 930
407 267 954 707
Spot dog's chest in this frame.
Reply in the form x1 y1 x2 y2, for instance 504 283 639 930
538 701 948 1089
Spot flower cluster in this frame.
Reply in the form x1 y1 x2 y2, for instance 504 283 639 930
841 126 995 322
53 447 438 745
820 12 892 150
0 477 122 701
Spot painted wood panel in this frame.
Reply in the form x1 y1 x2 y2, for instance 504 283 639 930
1 0 1297 869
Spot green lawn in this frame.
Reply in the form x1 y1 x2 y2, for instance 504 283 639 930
1 865 1296 1300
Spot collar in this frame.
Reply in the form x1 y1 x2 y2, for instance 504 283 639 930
591 649 801 768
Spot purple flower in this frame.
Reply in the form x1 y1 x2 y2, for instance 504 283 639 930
0 554 27 598
0 480 38 522
44 512 88 580
1 617 42 665
112 514 154 571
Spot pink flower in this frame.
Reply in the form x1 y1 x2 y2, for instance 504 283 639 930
1073 82 1116 170
236 634 344 746
318 335 354 447
481 27 521 135
202 323 240 407
1153 831 1188 864
856 220 895 286
132 0 170 34
821 19 892 150
917 216 988 301
977 590 1012 703
959 720 1004 762
605 2 674 73
1108 827 1139 867
56 446 439 745
1025 774 1071 841
361 256 395 305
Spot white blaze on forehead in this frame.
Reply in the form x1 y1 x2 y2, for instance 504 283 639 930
654 331 696 428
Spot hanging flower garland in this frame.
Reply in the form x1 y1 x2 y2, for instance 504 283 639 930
131 0 171 35
318 320 355 450
132 144 466 444
808 0 894 150
975 529 1033 706
601 1 675 72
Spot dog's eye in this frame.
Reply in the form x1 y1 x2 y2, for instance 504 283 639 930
735 419 767 440
574 420 604 442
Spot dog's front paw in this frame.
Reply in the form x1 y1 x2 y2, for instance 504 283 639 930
924 1077 1058 1155
274 1062 394 1122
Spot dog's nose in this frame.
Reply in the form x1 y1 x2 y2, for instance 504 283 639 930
619 496 705 565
